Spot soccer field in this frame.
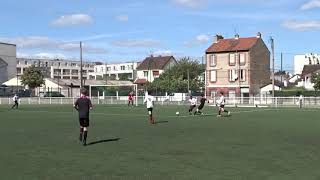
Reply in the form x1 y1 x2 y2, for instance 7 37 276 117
1 104 320 180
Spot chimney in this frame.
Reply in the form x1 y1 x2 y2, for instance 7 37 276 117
214 34 224 43
235 33 240 40
257 32 262 38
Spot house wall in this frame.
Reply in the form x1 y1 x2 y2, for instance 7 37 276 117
249 39 270 96
0 62 8 83
0 43 16 81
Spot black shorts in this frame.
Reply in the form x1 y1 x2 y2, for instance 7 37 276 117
79 118 89 127
147 108 153 114
219 105 225 108
198 104 204 110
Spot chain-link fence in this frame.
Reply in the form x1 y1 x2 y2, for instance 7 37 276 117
1 96 320 108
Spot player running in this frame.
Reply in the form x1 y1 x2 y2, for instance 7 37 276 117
194 94 207 115
11 94 19 109
144 91 155 124
74 89 93 146
188 95 197 115
128 91 134 107
217 92 230 117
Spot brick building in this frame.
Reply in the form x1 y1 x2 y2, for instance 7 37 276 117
205 33 270 98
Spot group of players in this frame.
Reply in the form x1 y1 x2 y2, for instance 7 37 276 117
74 89 230 146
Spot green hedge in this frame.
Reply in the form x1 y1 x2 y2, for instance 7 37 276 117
274 90 320 97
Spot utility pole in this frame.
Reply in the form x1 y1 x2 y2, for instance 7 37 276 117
270 37 275 98
187 69 190 94
280 52 283 85
80 41 83 89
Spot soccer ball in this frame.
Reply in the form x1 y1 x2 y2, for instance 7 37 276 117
176 111 180 115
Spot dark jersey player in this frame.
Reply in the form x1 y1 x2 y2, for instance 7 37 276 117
74 89 93 146
194 94 207 115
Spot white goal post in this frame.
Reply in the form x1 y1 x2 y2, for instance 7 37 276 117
89 84 138 106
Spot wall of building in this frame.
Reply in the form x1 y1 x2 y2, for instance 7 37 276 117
0 43 16 81
294 54 320 75
249 39 270 96
0 62 8 83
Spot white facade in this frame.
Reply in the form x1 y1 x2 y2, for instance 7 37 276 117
297 73 316 90
16 58 95 80
0 59 8 83
294 53 320 75
135 58 177 83
0 42 16 83
88 62 138 80
260 84 281 98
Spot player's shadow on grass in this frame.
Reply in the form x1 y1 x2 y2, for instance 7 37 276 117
87 138 120 146
155 120 169 124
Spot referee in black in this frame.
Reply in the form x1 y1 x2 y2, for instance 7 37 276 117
74 88 93 146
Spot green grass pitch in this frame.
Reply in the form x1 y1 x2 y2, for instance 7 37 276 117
1 104 320 180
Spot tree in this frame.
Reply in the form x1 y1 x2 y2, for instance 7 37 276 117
146 57 205 94
311 73 320 91
21 65 45 92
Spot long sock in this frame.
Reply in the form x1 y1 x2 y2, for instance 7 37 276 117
224 110 229 113
79 128 84 141
83 131 88 143
218 110 221 115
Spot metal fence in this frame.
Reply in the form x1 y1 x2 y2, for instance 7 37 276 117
1 96 320 108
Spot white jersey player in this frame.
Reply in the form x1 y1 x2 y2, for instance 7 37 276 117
217 92 230 117
188 96 197 115
144 91 155 124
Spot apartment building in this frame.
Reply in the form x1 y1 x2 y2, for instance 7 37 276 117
0 42 16 83
16 58 96 80
88 62 139 80
205 33 270 98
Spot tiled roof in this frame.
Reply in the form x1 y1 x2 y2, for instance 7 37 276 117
206 37 258 53
134 78 148 84
301 65 320 78
136 56 175 70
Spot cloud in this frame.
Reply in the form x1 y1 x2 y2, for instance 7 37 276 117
196 34 210 44
0 36 108 54
112 39 161 47
33 53 67 59
282 20 320 31
172 0 207 8
183 34 211 48
301 0 320 10
51 14 93 27
115 15 129 22
152 50 174 56
17 52 67 59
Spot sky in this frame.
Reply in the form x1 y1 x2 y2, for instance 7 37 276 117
1 0 320 72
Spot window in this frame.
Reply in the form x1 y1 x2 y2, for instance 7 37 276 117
240 69 246 81
210 70 217 82
107 67 111 71
153 71 160 77
144 71 148 77
113 66 117 71
45 62 48 67
229 90 236 98
211 91 217 98
229 69 238 82
209 55 216 67
121 66 125 70
240 53 246 65
229 54 236 65
25 61 28 65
